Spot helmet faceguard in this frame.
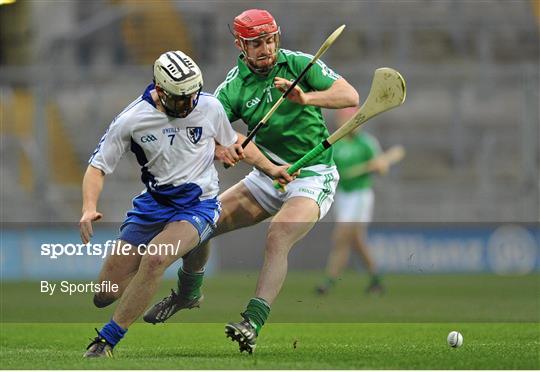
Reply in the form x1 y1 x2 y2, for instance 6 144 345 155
233 9 281 75
153 51 203 118
156 87 201 119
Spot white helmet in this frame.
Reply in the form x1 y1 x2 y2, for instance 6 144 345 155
153 51 203 118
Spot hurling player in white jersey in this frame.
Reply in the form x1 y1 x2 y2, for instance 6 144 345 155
81 51 293 358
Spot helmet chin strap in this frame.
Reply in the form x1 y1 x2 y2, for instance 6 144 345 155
238 35 280 76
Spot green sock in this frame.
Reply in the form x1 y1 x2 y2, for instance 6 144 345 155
243 297 270 335
177 268 204 300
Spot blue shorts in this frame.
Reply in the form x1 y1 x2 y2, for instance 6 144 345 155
119 191 221 247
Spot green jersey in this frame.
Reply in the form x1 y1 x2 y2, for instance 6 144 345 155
334 132 381 192
214 49 341 169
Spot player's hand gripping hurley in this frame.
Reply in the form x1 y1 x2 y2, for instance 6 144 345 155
274 67 407 189
225 25 346 168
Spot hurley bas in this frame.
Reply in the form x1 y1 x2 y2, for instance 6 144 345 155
40 280 118 296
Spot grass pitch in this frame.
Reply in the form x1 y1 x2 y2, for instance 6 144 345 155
1 323 538 369
1 272 539 369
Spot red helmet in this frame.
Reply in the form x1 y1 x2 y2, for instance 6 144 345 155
233 9 279 40
233 9 280 74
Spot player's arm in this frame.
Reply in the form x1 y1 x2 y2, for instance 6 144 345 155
361 145 406 176
80 113 130 243
215 135 295 184
360 154 390 175
236 133 296 184
80 165 105 244
342 156 389 180
343 144 405 179
214 141 239 166
212 91 295 183
364 136 388 175
274 77 359 109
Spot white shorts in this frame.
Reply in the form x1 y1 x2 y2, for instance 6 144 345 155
333 188 374 223
243 164 339 220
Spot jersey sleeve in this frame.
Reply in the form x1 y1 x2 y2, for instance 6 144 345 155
293 51 342 91
363 133 382 159
214 68 240 123
88 114 131 175
213 99 238 147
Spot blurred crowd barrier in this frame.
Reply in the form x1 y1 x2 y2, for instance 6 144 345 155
1 1 538 223
1 223 538 279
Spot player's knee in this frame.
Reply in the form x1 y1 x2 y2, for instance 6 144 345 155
334 225 354 240
332 232 349 246
102 260 123 275
141 254 168 273
93 293 117 308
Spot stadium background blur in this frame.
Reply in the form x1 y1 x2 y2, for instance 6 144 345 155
1 0 539 317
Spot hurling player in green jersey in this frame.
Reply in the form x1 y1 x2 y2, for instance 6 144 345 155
143 9 359 353
316 107 389 296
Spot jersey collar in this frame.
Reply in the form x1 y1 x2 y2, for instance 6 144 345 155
142 83 157 107
237 50 287 82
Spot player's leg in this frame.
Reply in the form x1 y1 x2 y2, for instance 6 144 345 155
226 197 319 354
144 181 271 324
226 166 338 354
93 240 142 308
113 221 200 327
85 221 200 357
84 240 142 357
171 178 271 316
257 196 319 303
328 224 355 278
143 243 209 325
316 188 355 294
347 188 382 293
93 193 165 309
351 222 383 293
316 223 354 294
177 241 209 300
177 180 271 299
351 223 375 273
216 180 273 235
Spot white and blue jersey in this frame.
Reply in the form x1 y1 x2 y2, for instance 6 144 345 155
89 83 238 246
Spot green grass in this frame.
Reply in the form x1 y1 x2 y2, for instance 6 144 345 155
1 323 538 369
2 272 538 323
1 272 539 369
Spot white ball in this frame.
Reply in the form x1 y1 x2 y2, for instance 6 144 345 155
447 331 463 348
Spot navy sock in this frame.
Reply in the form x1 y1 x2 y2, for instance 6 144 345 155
99 319 127 347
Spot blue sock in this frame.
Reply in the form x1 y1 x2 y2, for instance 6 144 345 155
99 319 127 347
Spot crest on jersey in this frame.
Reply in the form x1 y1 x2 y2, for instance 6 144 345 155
186 127 202 144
